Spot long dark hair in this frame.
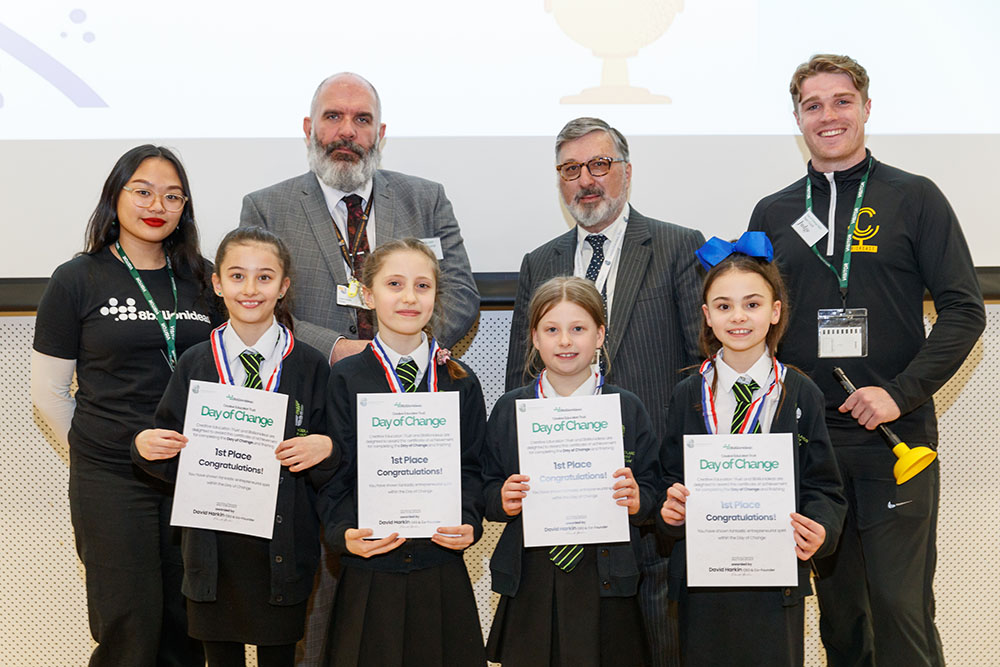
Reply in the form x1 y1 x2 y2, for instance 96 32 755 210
83 145 207 287
214 226 295 333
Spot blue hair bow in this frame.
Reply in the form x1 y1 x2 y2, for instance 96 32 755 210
695 231 774 270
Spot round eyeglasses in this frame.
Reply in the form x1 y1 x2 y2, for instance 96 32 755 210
122 186 189 212
555 156 626 181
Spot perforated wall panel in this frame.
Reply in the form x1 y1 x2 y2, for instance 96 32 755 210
4 306 998 665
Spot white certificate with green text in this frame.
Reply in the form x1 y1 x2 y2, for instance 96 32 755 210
683 432 797 586
171 380 287 539
516 394 629 547
356 392 462 538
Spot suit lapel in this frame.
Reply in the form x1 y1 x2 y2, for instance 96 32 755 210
550 228 576 277
300 174 349 286
605 210 652 362
372 171 397 242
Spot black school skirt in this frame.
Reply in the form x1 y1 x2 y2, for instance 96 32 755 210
486 546 649 667
323 557 486 666
187 531 307 646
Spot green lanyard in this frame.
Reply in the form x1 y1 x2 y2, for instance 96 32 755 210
114 241 178 371
805 157 872 305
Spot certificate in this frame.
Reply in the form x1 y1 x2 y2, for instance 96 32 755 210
356 392 461 538
516 394 629 547
683 433 797 587
171 380 287 539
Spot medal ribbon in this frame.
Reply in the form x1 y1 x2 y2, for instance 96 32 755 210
534 368 605 398
210 322 294 391
369 336 440 392
805 157 872 303
700 354 786 434
115 241 178 371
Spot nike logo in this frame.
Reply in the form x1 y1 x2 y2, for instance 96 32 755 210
887 500 914 509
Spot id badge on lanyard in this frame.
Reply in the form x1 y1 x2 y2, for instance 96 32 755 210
335 195 374 309
799 159 872 359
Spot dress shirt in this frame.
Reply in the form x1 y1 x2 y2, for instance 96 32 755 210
574 204 629 319
712 349 780 434
317 177 377 276
540 366 600 398
222 317 284 387
375 332 429 387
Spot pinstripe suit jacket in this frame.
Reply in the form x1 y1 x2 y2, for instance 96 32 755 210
240 169 479 354
505 208 705 439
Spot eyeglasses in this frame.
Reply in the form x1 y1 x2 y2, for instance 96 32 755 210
555 156 626 181
122 186 189 212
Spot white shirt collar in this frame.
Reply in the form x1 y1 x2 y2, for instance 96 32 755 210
317 177 374 217
715 348 773 394
375 332 429 385
540 367 599 398
575 203 630 247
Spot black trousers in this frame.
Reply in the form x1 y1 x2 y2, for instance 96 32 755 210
69 449 203 667
814 444 945 667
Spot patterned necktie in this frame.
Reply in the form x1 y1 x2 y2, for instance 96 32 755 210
584 234 607 282
584 233 609 374
549 544 585 573
396 358 419 393
342 194 374 340
731 379 761 434
239 350 264 389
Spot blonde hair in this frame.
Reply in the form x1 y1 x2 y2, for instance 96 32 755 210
524 276 608 380
790 54 870 107
360 238 467 379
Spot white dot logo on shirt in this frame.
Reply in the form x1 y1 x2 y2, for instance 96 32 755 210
100 297 139 321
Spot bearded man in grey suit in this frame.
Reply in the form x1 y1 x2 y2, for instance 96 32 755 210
240 72 478 665
505 117 704 667
241 72 479 364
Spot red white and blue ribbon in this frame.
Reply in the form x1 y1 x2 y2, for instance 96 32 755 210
370 336 440 392
535 368 605 398
210 322 294 392
700 354 785 434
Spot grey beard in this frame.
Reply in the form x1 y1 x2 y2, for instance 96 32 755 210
566 189 628 230
307 135 381 192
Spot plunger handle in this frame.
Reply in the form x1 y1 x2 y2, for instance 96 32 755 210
831 366 901 448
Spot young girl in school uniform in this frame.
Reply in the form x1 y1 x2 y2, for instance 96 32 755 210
483 276 658 667
319 238 488 667
133 226 338 667
659 232 846 667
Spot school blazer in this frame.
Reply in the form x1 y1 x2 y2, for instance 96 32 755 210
131 340 339 606
659 368 847 603
484 383 662 598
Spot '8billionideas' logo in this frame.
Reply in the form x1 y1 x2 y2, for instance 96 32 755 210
100 297 139 321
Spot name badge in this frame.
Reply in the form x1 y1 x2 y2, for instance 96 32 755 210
337 282 369 309
419 237 444 260
792 210 828 247
817 308 868 358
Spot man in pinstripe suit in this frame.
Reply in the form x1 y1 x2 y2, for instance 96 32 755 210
505 117 704 667
240 73 479 666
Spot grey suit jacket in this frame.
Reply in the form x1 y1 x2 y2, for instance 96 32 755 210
505 208 704 439
240 169 479 354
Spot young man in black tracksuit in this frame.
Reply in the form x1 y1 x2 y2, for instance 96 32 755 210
748 54 985 667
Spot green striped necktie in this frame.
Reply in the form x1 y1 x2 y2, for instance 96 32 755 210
731 379 761 434
549 544 584 572
396 358 419 393
239 350 264 389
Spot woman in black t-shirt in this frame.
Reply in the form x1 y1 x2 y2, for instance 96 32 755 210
31 145 218 666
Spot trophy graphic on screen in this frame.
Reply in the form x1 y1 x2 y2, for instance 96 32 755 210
546 0 684 104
